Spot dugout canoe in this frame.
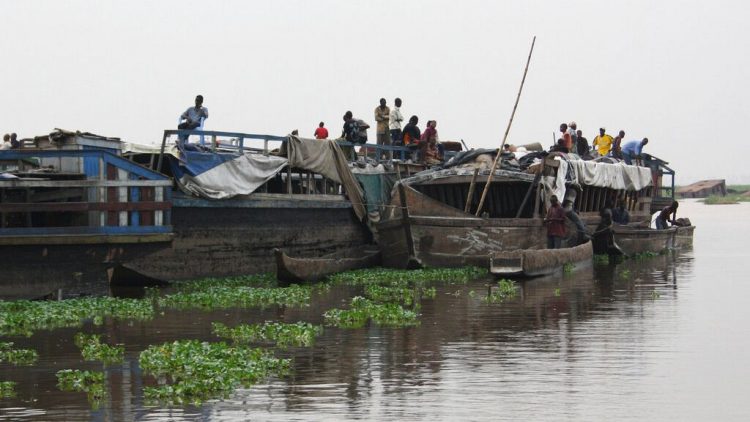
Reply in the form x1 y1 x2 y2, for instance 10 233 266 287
490 240 593 277
274 246 381 286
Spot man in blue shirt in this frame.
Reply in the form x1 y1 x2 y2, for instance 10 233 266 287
621 138 648 165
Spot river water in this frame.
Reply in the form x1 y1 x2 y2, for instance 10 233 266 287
1 199 748 421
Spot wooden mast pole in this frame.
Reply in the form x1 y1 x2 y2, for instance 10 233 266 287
475 36 536 217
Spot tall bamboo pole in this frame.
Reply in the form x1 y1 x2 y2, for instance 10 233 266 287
475 36 536 217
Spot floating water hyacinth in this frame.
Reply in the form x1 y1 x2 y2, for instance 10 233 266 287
363 284 436 305
212 321 323 348
0 342 38 365
157 284 313 311
73 333 125 365
56 369 107 408
0 381 16 398
0 297 154 337
170 273 278 292
484 279 517 303
139 340 289 405
326 266 487 286
324 296 420 328
593 254 610 265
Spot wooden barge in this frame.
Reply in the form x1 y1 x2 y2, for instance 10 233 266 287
377 152 683 272
0 129 382 297
0 132 172 298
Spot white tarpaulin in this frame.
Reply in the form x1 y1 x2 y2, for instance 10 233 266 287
542 156 653 205
178 153 288 199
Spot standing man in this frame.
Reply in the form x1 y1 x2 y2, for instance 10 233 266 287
575 130 589 156
178 95 209 146
374 98 391 159
1 134 10 150
568 121 578 147
545 195 567 249
314 122 329 139
559 123 572 152
389 98 404 145
621 138 648 165
10 133 20 149
611 130 625 159
592 128 613 157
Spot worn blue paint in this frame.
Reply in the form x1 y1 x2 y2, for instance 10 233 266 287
129 173 140 227
0 225 172 236
0 150 169 180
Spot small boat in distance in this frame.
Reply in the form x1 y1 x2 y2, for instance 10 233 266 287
274 246 381 286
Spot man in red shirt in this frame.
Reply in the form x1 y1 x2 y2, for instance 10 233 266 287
545 195 567 249
314 122 329 140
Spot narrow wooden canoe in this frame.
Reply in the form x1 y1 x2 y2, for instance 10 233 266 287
274 247 381 286
489 240 593 277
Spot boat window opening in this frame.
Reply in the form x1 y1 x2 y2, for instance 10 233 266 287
414 181 536 218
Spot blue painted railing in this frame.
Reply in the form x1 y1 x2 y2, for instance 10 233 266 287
0 149 172 237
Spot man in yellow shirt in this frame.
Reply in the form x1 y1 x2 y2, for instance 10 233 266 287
592 127 614 156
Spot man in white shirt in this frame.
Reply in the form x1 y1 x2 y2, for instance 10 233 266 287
389 97 404 145
178 95 209 146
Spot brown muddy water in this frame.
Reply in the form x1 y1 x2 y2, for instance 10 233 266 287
1 199 748 421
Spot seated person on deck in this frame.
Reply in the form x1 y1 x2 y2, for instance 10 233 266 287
178 95 209 146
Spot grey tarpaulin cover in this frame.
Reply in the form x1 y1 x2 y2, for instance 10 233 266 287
281 135 367 221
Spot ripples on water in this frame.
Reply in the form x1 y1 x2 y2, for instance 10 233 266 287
2 200 749 421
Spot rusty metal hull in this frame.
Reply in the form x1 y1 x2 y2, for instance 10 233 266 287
0 239 169 299
119 195 372 282
377 184 545 269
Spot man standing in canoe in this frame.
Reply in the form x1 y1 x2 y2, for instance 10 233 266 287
545 195 567 249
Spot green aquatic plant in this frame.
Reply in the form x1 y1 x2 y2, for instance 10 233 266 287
326 266 487 286
563 263 574 275
619 269 631 279
157 284 312 310
73 333 124 365
363 284 436 305
651 290 661 299
485 279 517 303
212 321 323 348
631 251 660 260
171 273 278 292
554 288 561 297
592 254 610 265
323 296 419 328
56 369 106 408
139 340 289 405
0 297 154 337
0 381 15 398
0 342 38 365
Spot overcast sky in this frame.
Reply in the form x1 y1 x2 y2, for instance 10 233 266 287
2 0 748 184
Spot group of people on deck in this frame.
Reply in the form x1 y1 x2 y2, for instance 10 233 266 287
338 98 444 165
0 133 20 150
555 122 650 166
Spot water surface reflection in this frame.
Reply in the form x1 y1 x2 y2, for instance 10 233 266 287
3 200 748 421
